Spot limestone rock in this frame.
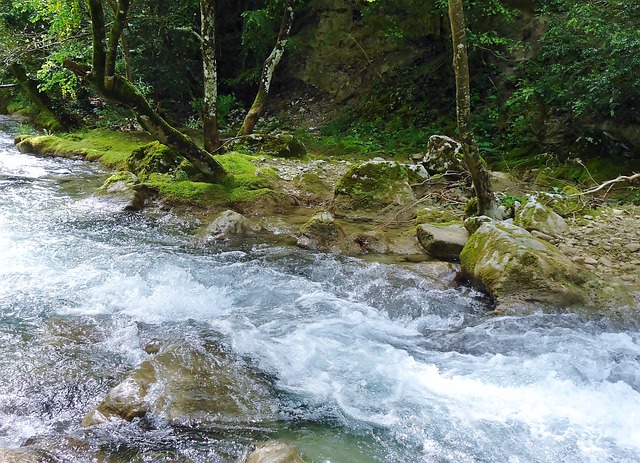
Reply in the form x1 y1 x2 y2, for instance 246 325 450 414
514 197 568 236
297 211 350 253
422 135 465 175
460 221 635 315
417 223 469 261
204 210 268 241
331 160 416 221
83 343 277 427
242 442 306 463
96 171 146 211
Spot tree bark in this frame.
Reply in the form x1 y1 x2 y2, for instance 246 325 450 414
9 63 69 130
448 0 497 217
200 0 221 152
238 2 294 136
66 0 229 184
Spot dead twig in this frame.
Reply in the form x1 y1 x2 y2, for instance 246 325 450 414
568 173 640 197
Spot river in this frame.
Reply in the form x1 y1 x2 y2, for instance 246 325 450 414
1 115 640 462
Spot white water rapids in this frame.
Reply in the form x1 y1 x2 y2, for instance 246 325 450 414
1 116 640 462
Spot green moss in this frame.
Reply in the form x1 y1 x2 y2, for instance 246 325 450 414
415 207 460 225
126 141 183 178
216 151 278 190
16 129 153 168
144 173 227 205
334 161 410 210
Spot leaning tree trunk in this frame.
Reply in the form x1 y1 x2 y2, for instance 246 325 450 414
238 2 294 136
200 0 221 152
9 63 68 131
64 0 229 184
448 0 497 217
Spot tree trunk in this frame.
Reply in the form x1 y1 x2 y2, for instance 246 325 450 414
65 0 229 184
238 2 294 136
448 0 497 217
200 0 221 152
9 63 69 131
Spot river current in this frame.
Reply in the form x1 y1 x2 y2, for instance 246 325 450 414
1 116 640 462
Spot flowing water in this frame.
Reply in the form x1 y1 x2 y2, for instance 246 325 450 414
1 116 640 462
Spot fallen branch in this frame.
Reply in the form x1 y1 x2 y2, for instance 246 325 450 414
568 173 640 196
0 83 18 88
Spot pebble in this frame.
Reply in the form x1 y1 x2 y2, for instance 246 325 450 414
583 257 598 265
599 257 612 267
584 264 596 271
624 243 640 253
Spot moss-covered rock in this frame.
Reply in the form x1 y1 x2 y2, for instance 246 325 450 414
125 141 184 179
534 188 591 217
417 223 469 261
297 210 351 253
415 207 460 225
422 135 465 175
460 221 635 315
331 160 416 221
96 171 146 211
514 197 568 236
226 134 307 158
83 343 277 427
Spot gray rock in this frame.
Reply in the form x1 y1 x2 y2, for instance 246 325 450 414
204 210 268 241
625 243 640 253
0 448 56 463
422 135 465 175
417 223 469 261
460 221 635 315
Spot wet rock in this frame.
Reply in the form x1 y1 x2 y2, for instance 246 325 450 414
460 221 635 315
352 230 391 254
0 448 57 463
297 211 350 253
331 160 416 221
514 197 567 236
421 135 465 175
83 343 277 427
96 171 146 211
417 223 469 261
242 441 306 463
203 210 268 241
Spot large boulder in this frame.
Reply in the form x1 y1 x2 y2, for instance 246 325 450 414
242 442 306 463
82 343 277 427
331 160 416 221
203 210 268 241
417 223 469 261
297 211 350 253
460 221 634 315
0 448 56 463
514 197 568 236
421 135 465 175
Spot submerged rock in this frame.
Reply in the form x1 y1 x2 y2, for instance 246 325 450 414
417 223 469 261
83 343 277 427
460 221 635 315
331 160 416 221
242 441 306 463
204 209 268 241
297 210 350 253
0 448 57 463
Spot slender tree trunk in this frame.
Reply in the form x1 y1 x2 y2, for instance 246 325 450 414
65 0 229 184
448 0 497 217
238 2 294 136
200 0 221 152
9 63 68 130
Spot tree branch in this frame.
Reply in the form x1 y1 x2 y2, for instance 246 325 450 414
568 173 640 196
